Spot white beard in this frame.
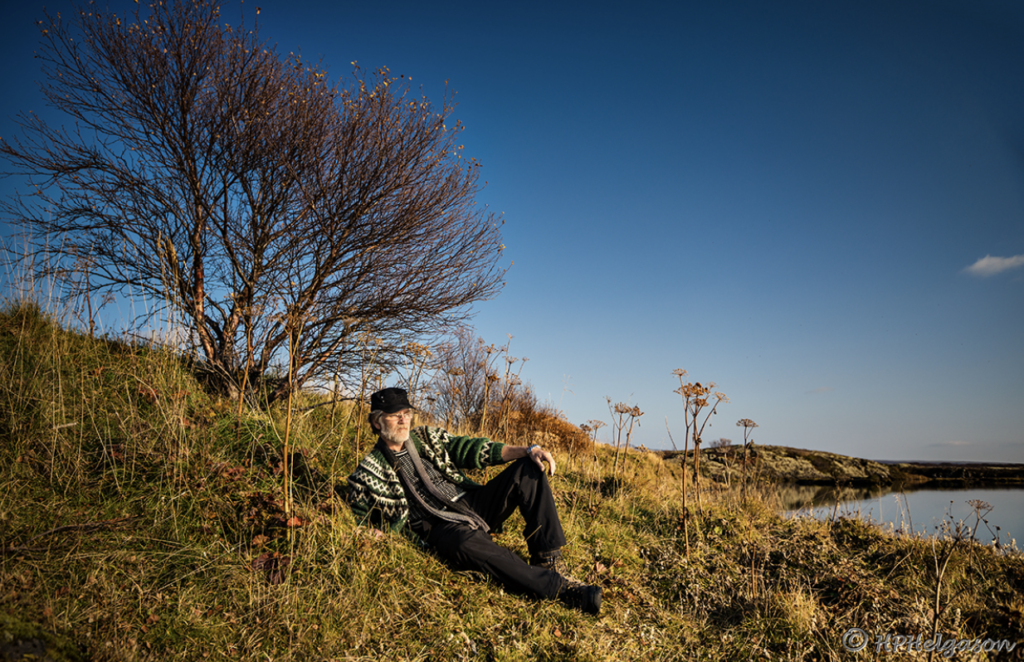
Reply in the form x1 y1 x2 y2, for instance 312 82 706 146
379 418 410 447
381 429 410 446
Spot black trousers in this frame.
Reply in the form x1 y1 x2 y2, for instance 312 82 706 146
423 458 567 599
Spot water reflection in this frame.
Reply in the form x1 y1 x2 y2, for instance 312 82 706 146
779 484 893 511
779 484 1024 550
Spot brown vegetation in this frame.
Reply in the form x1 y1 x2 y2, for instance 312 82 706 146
2 304 1022 661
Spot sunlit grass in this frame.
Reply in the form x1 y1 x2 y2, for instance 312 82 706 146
1 302 1022 661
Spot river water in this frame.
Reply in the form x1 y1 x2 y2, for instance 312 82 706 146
780 484 1024 551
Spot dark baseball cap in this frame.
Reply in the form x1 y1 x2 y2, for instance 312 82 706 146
370 387 413 414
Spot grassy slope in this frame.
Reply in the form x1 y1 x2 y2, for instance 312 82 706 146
1 304 1022 661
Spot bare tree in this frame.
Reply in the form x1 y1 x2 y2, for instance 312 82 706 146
428 328 497 429
1 0 506 403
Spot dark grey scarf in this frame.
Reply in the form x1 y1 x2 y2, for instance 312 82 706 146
375 437 490 532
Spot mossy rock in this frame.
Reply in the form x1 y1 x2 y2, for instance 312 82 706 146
0 613 83 662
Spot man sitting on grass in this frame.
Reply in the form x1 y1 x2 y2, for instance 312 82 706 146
347 387 601 614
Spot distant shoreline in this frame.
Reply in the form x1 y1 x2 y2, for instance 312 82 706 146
872 459 1024 467
657 445 1024 487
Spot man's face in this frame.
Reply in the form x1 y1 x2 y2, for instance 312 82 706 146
378 409 413 446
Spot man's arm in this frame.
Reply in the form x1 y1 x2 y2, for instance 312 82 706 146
430 428 505 470
501 443 557 476
346 465 407 536
433 427 555 475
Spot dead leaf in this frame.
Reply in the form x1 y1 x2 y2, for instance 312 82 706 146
137 385 159 403
252 552 291 585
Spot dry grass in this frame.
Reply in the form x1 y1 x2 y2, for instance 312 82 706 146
1 303 1023 661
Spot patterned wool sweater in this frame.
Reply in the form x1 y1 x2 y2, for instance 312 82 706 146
347 426 505 540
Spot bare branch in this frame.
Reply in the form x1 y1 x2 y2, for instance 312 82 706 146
2 1 506 403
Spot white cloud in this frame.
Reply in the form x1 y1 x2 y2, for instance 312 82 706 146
928 440 972 448
963 254 1024 277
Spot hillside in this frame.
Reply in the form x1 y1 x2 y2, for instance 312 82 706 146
1 303 1022 661
661 445 1024 487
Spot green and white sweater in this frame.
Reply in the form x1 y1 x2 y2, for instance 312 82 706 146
347 426 505 541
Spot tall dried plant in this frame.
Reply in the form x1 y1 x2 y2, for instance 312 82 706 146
580 418 605 461
496 337 528 440
479 344 501 434
352 334 385 460
737 418 759 501
673 369 728 511
608 400 643 481
282 311 303 537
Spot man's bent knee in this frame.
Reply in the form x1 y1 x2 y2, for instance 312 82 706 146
512 455 546 478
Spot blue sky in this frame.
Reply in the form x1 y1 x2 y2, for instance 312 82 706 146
2 0 1022 461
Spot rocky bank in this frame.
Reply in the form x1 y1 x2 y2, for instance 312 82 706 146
659 444 1024 487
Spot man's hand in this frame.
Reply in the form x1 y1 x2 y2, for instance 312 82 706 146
528 445 556 476
501 443 556 475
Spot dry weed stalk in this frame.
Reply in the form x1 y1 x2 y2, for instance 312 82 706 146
580 420 606 510
927 514 970 662
664 415 690 558
475 341 501 434
736 418 759 501
966 498 994 543
607 400 644 481
282 311 303 532
673 369 728 511
234 300 262 443
496 337 528 440
351 334 385 460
